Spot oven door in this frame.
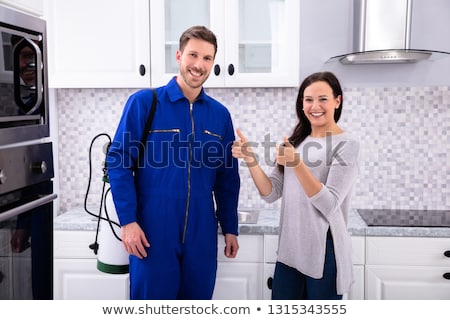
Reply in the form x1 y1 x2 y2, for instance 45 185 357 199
0 142 56 299
0 182 55 299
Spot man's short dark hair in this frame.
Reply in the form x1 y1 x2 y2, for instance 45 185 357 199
179 25 217 57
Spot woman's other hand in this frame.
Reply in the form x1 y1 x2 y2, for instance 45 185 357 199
276 136 300 168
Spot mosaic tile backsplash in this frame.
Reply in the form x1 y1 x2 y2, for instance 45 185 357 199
55 86 450 215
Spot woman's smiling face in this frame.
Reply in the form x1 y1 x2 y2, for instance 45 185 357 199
302 80 341 133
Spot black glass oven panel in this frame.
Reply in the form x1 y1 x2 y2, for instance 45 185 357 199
0 196 53 299
0 180 52 213
1 30 43 119
357 209 450 227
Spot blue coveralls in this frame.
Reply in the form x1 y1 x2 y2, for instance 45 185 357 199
106 77 240 299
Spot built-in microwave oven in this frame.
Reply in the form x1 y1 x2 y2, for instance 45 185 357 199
0 5 49 146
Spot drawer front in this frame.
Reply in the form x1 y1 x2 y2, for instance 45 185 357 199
366 236 450 266
54 230 97 259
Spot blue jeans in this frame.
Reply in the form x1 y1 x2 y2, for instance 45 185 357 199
271 238 342 300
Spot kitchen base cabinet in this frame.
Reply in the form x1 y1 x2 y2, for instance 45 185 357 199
365 236 450 299
262 262 275 299
54 230 265 300
53 230 129 300
264 235 366 300
344 236 365 300
214 234 264 299
213 262 263 300
366 265 450 299
344 265 364 300
54 259 129 300
263 234 278 299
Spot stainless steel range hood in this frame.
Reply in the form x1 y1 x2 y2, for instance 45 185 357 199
328 0 450 64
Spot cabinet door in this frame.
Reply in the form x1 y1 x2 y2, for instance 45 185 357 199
44 0 150 88
150 0 222 87
263 262 275 299
264 262 365 300
221 0 299 87
344 265 364 300
365 265 450 300
345 236 366 300
214 234 264 299
150 0 299 88
0 0 43 16
54 259 129 299
213 261 263 299
264 235 366 299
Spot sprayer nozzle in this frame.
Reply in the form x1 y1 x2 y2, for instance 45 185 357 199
89 242 99 254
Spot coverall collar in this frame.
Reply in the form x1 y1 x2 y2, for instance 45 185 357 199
167 76 207 104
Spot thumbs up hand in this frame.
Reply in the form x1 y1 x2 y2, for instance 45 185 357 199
276 136 300 168
232 129 257 165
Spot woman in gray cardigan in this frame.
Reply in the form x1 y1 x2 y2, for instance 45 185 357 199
233 71 360 299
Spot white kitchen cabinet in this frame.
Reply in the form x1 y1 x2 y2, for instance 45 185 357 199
44 0 150 88
214 234 264 299
365 236 450 299
150 0 300 88
344 236 365 300
54 259 129 300
262 234 277 299
263 235 365 300
53 230 129 300
0 0 43 16
54 230 264 300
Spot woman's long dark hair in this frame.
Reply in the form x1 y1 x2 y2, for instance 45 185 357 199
278 71 343 173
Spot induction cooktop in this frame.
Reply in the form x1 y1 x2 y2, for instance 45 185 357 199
357 209 450 227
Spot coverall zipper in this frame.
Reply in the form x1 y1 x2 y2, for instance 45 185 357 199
182 102 194 243
203 129 222 140
149 129 180 133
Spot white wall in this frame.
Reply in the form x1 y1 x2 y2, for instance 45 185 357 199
299 0 450 86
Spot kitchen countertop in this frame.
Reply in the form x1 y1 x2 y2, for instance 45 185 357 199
54 207 450 238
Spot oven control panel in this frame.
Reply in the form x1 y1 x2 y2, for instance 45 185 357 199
0 142 54 195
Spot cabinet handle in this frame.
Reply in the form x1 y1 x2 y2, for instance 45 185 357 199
228 64 235 76
267 277 273 289
139 64 146 76
214 64 221 76
443 273 450 280
444 250 450 258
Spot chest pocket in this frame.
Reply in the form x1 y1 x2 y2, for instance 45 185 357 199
203 129 222 140
198 128 224 169
147 128 181 168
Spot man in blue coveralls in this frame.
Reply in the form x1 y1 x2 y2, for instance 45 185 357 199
106 25 240 299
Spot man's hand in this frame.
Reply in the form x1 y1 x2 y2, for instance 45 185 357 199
224 233 239 258
121 222 150 259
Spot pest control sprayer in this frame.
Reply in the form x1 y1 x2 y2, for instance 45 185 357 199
84 133 129 274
